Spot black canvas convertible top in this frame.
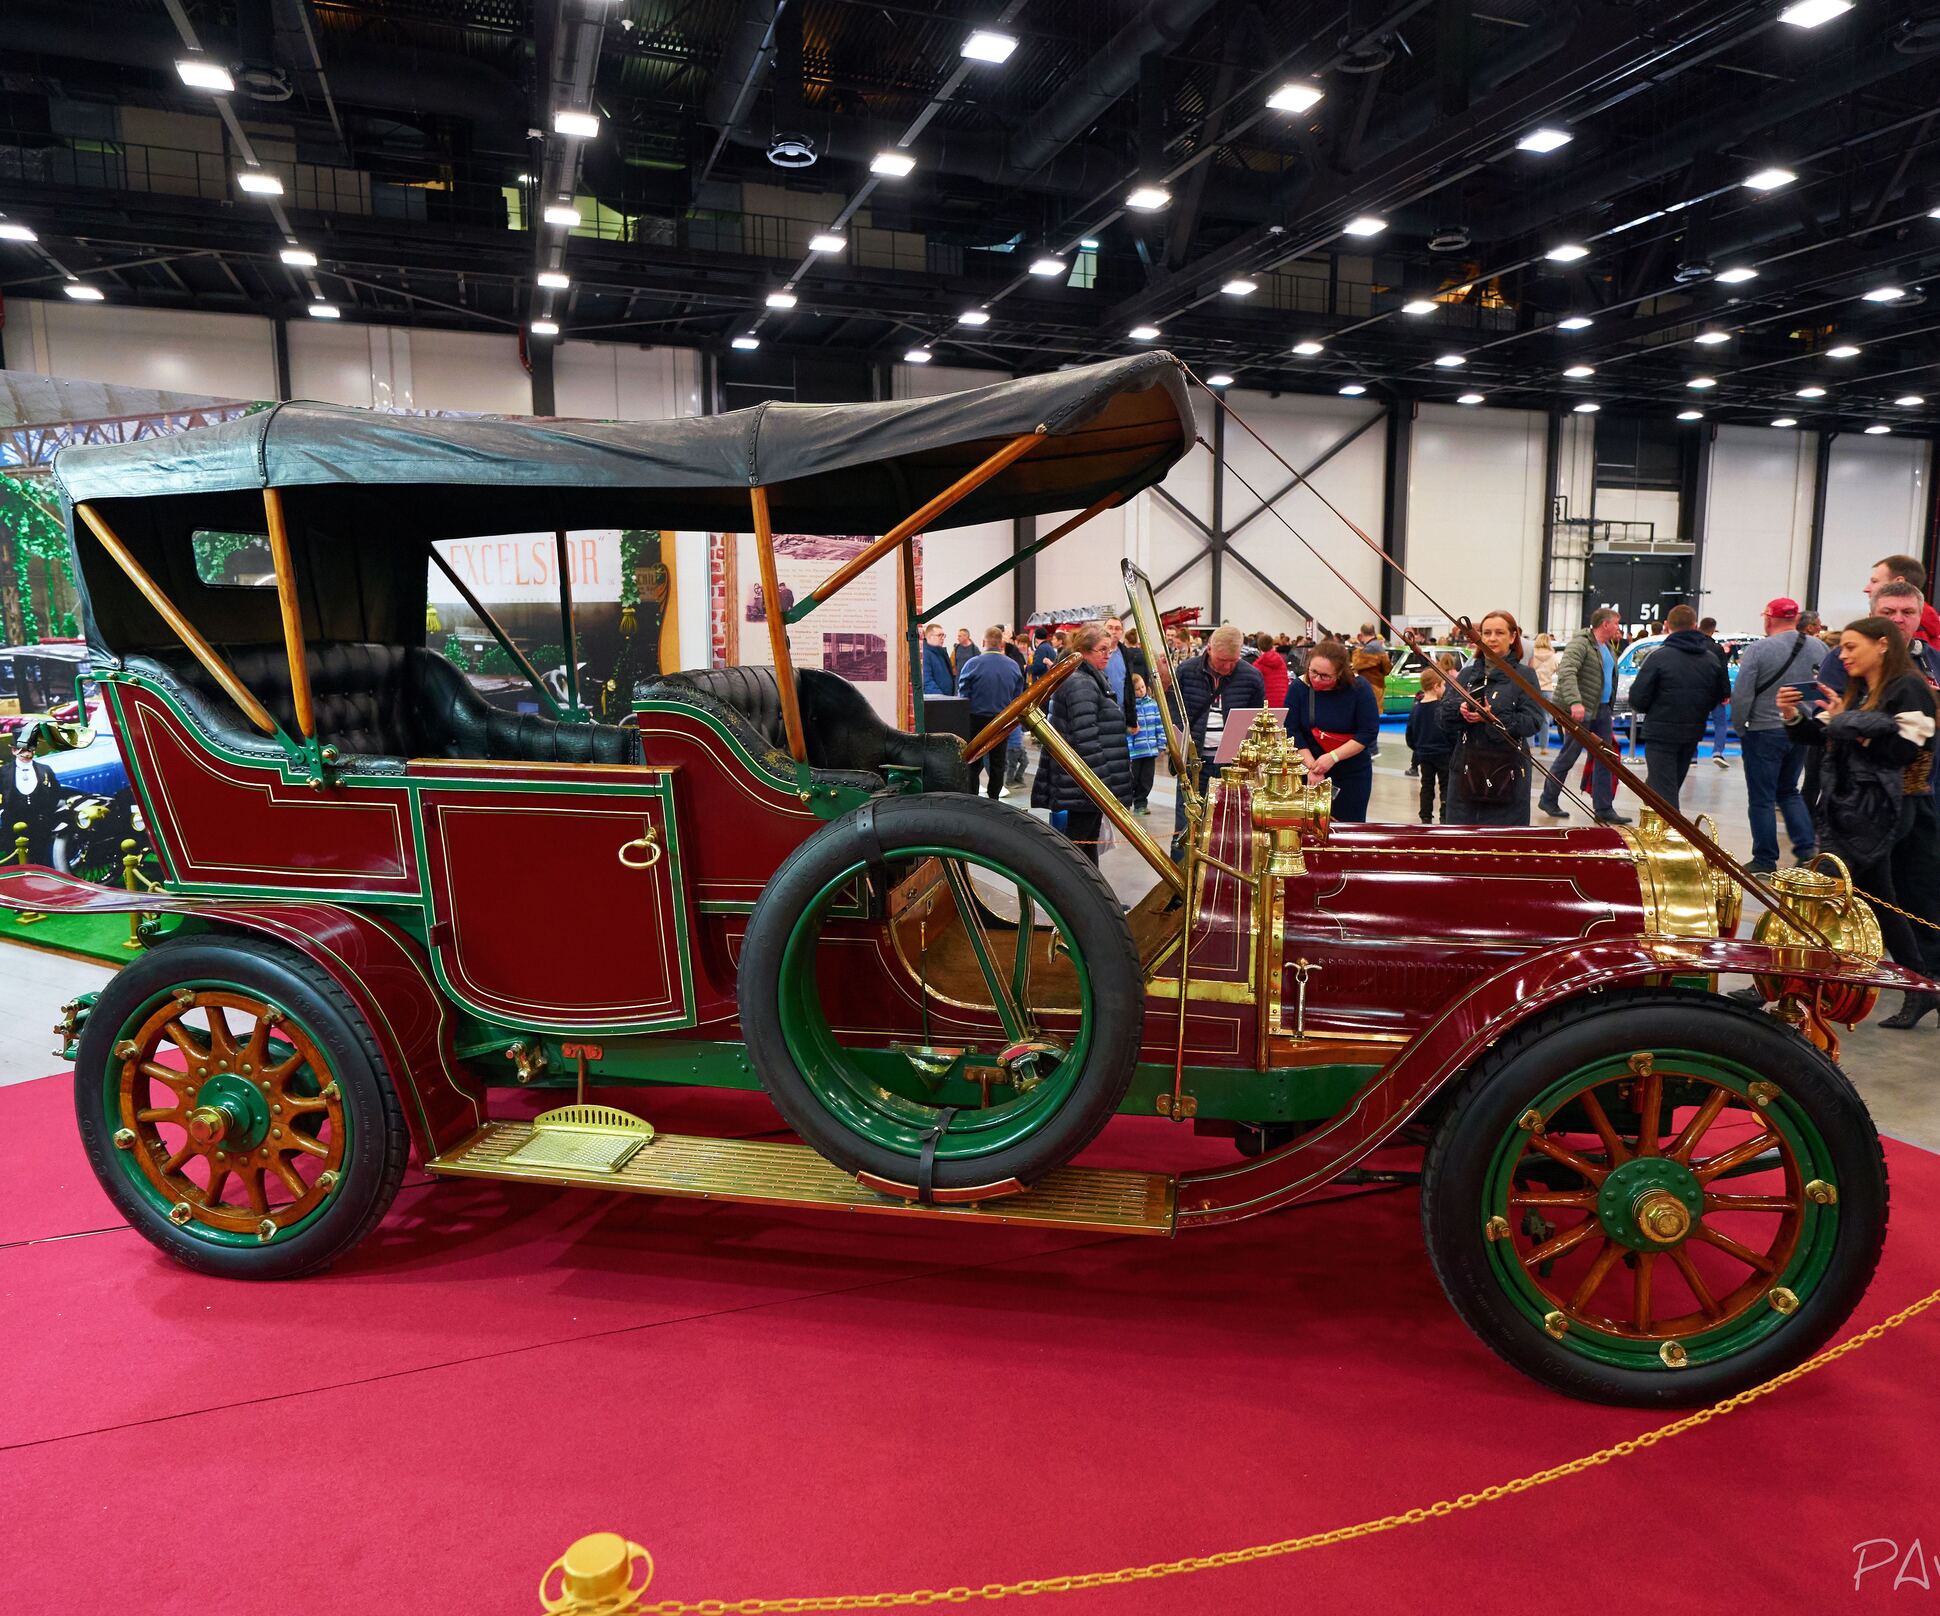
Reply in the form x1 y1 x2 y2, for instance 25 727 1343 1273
54 352 1193 539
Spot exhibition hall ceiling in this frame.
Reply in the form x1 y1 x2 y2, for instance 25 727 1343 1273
3 1 1940 430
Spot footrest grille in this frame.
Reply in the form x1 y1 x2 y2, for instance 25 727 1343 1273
428 1123 1176 1235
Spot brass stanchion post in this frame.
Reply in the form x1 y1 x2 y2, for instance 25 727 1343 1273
121 838 147 950
13 820 42 924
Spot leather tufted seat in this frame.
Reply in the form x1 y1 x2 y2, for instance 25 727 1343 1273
643 665 969 793
128 642 642 766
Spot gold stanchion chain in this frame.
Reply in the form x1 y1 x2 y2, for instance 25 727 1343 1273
586 1285 1940 1616
1853 883 1940 934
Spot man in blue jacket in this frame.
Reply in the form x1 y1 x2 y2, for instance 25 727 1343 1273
956 626 1026 798
920 623 956 697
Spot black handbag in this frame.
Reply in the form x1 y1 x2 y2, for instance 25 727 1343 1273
1456 718 1522 805
1819 748 1902 865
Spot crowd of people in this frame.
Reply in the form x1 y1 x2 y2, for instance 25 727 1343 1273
917 548 1938 1026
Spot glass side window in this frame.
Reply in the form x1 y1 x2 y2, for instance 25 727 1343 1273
191 531 274 587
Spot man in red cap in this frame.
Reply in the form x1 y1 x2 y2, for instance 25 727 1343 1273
1729 596 1825 873
1868 554 1940 648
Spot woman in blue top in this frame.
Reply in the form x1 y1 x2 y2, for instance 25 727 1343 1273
1284 639 1380 821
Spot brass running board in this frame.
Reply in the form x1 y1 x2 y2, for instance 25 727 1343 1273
427 1122 1177 1237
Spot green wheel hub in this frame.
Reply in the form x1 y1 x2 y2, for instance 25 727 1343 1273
1596 1156 1703 1253
1482 1049 1838 1371
190 1070 271 1153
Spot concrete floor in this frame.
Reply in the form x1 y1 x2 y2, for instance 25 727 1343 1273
3 731 1933 1148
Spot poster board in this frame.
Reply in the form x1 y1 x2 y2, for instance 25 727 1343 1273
713 532 912 725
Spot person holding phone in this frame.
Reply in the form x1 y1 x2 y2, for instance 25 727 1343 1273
1780 615 1938 1027
1440 610 1544 826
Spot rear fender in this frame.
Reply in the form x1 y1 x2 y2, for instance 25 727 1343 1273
1176 935 1927 1229
3 866 484 1161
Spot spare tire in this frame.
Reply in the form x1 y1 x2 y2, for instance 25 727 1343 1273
738 793 1143 1195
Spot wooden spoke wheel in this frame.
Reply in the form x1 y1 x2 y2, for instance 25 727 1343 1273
1421 988 1886 1406
75 935 409 1279
114 989 345 1242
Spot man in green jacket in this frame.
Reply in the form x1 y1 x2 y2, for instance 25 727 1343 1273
1538 607 1629 823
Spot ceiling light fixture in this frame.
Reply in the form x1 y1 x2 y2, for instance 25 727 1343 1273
1894 394 1925 406
904 347 933 364
1339 383 1367 396
537 269 570 290
730 335 760 351
236 169 283 196
1342 215 1387 237
0 220 36 243
1796 385 1827 398
1079 238 1101 250
530 319 559 336
1457 392 1485 405
1546 243 1590 262
1564 364 1596 379
1401 299 1437 316
280 246 318 267
1292 340 1325 356
765 291 797 309
808 233 846 253
1557 314 1594 331
958 309 990 326
1573 402 1601 414
1716 266 1759 284
1771 416 1799 427
1862 284 1906 302
63 282 105 302
306 301 339 319
1865 423 1892 435
1267 82 1325 113
1126 185 1171 211
1516 127 1572 154
175 56 235 93
1207 373 1235 387
1433 353 1467 368
960 30 1018 63
1678 410 1705 421
1687 376 1717 390
1778 0 1852 25
1694 329 1731 345
1826 343 1861 358
543 204 582 227
553 110 600 138
1029 255 1067 277
1129 324 1161 341
870 151 916 177
1743 166 1797 192
1222 278 1258 296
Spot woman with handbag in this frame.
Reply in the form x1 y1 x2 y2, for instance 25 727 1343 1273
1284 640 1380 821
1440 610 1545 826
1779 616 1938 1025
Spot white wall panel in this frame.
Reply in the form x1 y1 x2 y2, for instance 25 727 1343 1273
1818 434 1930 624
1700 426 1818 631
405 328 532 414
1219 392 1385 634
18 300 276 401
892 363 1015 631
554 343 704 420
287 321 414 409
1407 403 1547 636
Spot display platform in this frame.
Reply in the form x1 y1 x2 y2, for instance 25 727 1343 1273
4 1073 1936 1614
0 908 144 967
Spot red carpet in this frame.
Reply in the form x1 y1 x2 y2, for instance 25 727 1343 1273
4 1073 1938 1614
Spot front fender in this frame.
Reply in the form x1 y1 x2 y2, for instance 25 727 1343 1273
4 865 484 1162
1177 934 1927 1229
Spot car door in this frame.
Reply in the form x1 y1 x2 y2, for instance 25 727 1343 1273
414 761 694 1033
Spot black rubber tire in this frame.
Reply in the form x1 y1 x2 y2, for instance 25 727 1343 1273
738 793 1143 1191
1420 987 1888 1406
74 932 410 1280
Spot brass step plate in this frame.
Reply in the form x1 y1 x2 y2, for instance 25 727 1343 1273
427 1123 1177 1236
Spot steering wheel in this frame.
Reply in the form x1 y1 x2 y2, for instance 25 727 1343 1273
959 652 1083 764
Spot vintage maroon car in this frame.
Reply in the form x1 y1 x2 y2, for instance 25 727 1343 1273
1 354 1922 1406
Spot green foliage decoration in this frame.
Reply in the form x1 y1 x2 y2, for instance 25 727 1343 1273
0 472 78 641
